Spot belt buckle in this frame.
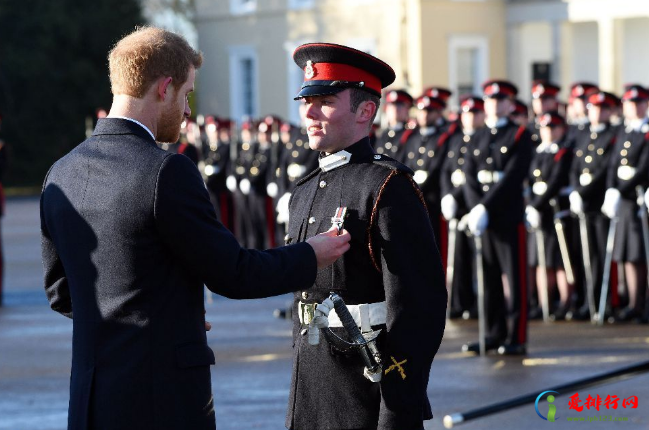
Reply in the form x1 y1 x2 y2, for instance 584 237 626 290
299 302 316 325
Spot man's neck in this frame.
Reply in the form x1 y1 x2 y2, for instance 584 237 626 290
108 94 158 138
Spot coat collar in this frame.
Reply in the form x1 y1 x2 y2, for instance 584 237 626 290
92 118 157 145
318 137 375 172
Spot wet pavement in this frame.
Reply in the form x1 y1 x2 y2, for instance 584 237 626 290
1 197 648 430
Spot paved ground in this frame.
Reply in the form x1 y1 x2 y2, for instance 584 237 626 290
1 196 648 430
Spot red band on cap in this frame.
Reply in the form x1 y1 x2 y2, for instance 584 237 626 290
305 62 382 95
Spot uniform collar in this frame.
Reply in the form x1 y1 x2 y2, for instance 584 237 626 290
590 123 607 133
485 117 509 129
318 137 374 172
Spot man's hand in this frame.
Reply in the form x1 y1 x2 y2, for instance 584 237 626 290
204 309 212 332
306 226 351 269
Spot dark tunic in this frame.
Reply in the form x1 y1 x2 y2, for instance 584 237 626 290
607 122 649 262
526 141 573 267
285 137 446 430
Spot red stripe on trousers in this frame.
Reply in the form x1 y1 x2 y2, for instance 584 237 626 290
517 223 528 344
219 193 229 231
440 216 448 270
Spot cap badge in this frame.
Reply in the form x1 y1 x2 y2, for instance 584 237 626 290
305 60 316 79
575 85 584 96
431 89 439 97
631 89 639 99
598 93 605 103
492 83 500 94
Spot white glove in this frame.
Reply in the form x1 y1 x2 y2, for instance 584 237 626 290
468 204 488 236
601 188 621 219
239 178 251 195
645 188 649 212
525 206 541 230
441 194 458 221
276 192 291 224
226 175 237 192
569 191 583 215
266 182 278 198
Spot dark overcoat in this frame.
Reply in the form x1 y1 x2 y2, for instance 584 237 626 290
285 137 446 430
41 118 316 430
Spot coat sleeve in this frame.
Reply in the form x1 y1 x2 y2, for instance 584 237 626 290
154 153 317 299
374 173 447 430
41 169 72 318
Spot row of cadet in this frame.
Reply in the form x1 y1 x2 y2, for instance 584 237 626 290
159 78 649 347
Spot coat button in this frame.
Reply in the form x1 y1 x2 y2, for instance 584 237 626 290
308 217 316 224
302 291 309 300
319 180 327 188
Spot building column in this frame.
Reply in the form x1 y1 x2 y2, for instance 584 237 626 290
550 20 562 85
598 17 623 92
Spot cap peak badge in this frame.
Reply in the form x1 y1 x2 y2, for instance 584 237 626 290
305 60 316 79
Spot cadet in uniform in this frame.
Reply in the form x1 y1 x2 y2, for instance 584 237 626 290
440 96 485 318
566 82 599 142
525 112 573 320
203 117 234 230
286 43 446 430
462 80 533 355
402 88 453 249
374 89 414 161
227 117 256 247
601 84 649 322
568 91 619 320
528 81 561 144
510 98 529 126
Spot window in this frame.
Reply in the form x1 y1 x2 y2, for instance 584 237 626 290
229 46 259 121
230 0 256 15
448 35 489 109
288 0 315 10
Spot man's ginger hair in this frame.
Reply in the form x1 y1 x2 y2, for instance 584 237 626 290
108 26 203 98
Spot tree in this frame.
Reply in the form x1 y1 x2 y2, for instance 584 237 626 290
0 0 145 187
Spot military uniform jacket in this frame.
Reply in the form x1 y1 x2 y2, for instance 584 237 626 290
402 123 453 203
40 119 317 430
440 126 473 218
606 121 649 199
570 124 617 213
374 123 413 162
527 119 542 146
204 140 231 194
463 119 534 229
276 127 319 197
528 140 572 213
285 137 447 430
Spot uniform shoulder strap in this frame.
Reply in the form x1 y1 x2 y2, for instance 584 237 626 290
372 154 414 175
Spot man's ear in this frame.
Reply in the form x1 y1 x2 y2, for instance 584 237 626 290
157 77 173 101
356 100 377 124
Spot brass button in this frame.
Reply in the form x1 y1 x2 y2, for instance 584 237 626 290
533 169 541 177
585 155 592 163
408 152 415 159
419 146 426 154
621 158 628 165
388 130 396 138
474 149 481 156
319 180 327 188
377 147 384 154
596 148 604 155
501 146 508 154
491 128 497 135
458 158 465 165
591 132 598 140
583 168 590 174
486 157 493 164
448 151 455 158
301 291 309 300
292 150 299 158
463 135 471 143
308 217 316 224
621 149 628 156
576 150 583 157
588 144 595 151
385 142 393 149
428 150 435 157
417 159 424 167
624 141 632 148
460 146 467 154
391 146 398 153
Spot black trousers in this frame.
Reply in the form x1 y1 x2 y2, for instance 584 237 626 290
478 223 528 345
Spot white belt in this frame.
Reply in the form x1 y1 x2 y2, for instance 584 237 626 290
579 173 593 186
532 181 548 196
451 169 466 187
618 165 636 181
299 300 387 332
413 170 428 185
477 170 504 184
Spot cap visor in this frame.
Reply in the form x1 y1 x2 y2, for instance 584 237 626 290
294 85 345 100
